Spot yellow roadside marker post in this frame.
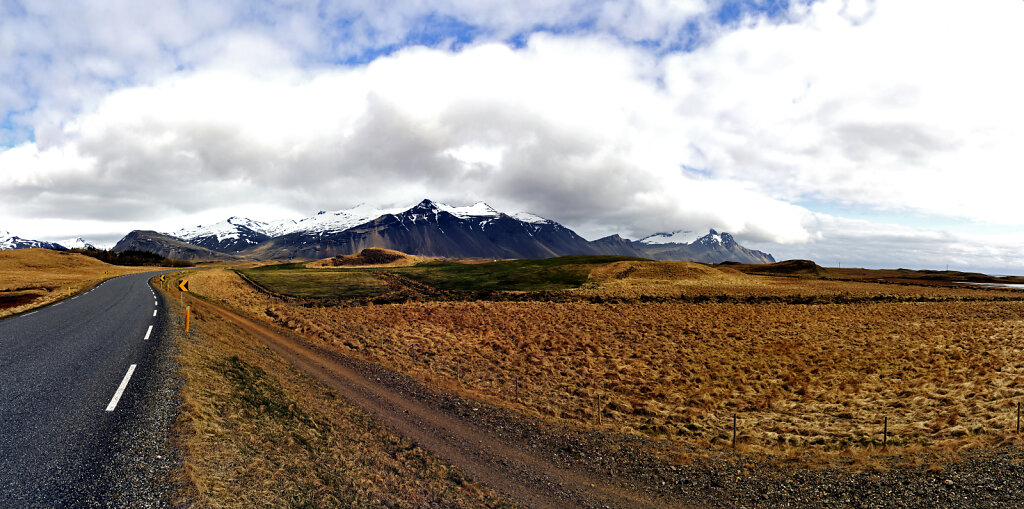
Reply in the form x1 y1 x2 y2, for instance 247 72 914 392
178 279 189 307
179 279 192 332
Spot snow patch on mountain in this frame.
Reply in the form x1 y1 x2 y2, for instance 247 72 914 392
436 201 501 219
57 237 95 249
638 230 702 245
0 231 16 250
511 211 553 225
693 229 735 247
171 216 271 242
270 203 405 236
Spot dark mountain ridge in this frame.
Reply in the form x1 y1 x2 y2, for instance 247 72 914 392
112 230 238 261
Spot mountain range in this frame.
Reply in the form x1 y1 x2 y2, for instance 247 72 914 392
0 232 95 251
1 231 66 251
110 199 776 264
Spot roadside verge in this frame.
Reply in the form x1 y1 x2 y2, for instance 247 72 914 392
165 282 511 507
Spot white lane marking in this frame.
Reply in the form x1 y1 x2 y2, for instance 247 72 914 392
153 309 157 317
144 325 153 340
23 311 36 317
106 364 137 412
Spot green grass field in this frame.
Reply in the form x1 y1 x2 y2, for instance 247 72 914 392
239 255 642 298
241 264 389 298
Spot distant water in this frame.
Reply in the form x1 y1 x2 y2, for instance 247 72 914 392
960 282 1024 289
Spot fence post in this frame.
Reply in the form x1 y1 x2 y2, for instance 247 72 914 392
732 414 737 449
883 416 888 449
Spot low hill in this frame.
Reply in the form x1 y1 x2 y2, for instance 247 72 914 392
723 259 827 277
588 260 747 284
307 248 423 268
0 248 113 277
0 249 153 318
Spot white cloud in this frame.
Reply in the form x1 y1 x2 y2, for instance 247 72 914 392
1 34 818 248
762 213 1024 274
0 0 718 142
2 0 1024 273
663 0 1024 225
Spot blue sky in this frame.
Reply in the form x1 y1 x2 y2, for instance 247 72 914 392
1 0 1023 273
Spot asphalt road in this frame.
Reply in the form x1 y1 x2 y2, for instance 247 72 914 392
0 272 171 506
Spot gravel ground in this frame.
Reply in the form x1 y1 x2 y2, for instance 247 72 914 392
88 326 183 508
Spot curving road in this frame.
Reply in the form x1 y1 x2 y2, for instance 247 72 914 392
0 272 171 506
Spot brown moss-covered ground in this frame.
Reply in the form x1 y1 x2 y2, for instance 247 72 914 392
185 262 1024 458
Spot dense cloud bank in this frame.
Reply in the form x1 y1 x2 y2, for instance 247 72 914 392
1 0 1022 272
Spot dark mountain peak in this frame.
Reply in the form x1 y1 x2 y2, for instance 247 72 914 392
113 230 237 261
695 229 735 248
406 199 442 215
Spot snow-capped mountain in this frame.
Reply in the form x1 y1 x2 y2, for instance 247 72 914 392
116 199 776 264
169 216 274 253
635 229 775 264
0 231 66 251
249 199 598 259
57 237 96 250
171 201 552 244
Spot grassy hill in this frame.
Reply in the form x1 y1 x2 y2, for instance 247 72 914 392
239 254 645 299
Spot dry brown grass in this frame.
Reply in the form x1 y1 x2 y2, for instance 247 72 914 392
186 265 1024 461
581 260 1020 301
167 275 511 507
0 249 154 318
